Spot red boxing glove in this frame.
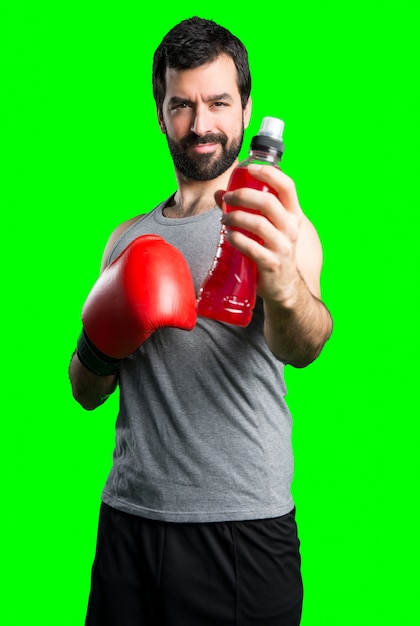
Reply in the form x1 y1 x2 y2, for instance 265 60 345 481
77 234 197 375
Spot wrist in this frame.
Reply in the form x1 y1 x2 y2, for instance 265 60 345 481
76 329 122 377
263 271 303 313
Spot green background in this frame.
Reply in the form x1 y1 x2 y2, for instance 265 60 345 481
2 0 418 623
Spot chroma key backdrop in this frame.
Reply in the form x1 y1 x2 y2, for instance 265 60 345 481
2 1 418 624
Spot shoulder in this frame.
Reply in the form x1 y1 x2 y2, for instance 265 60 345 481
99 196 175 272
100 214 144 272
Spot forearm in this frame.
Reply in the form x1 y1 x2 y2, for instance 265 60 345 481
263 273 332 368
69 352 119 410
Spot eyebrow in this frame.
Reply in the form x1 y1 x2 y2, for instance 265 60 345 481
167 93 234 106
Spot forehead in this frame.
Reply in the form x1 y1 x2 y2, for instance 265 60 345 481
164 55 240 101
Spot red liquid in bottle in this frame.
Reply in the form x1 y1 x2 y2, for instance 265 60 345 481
224 166 278 242
196 227 257 326
196 165 278 326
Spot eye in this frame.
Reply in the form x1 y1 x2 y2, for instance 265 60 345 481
212 101 229 108
172 102 190 111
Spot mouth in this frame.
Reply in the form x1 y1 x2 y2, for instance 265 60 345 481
190 143 220 154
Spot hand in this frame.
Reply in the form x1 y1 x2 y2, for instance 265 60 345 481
218 164 304 307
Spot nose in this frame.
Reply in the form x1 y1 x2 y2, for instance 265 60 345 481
190 106 213 136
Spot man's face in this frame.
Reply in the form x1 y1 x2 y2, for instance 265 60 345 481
159 55 251 181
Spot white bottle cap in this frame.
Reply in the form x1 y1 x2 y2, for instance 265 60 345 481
259 117 285 141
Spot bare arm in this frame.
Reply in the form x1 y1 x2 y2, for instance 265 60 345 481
69 352 118 410
69 215 141 409
262 271 332 367
220 164 332 368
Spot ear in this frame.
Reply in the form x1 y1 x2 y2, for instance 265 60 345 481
243 97 252 129
157 107 166 133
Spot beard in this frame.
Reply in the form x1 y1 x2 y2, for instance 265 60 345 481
165 125 244 181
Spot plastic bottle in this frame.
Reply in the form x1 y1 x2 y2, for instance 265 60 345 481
196 116 285 326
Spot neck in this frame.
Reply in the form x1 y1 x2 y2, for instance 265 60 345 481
163 162 238 218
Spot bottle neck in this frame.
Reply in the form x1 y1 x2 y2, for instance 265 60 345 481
248 148 280 165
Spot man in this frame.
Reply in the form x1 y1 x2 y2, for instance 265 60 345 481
70 16 332 626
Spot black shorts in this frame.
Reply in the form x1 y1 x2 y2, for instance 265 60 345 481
86 503 303 626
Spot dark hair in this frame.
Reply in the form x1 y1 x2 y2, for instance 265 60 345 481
152 16 251 114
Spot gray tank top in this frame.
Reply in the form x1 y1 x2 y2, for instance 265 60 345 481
101 198 294 522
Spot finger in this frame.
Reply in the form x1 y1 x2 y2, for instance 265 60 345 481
222 209 300 248
225 223 294 263
223 186 282 218
247 164 302 215
224 226 265 259
222 189 296 237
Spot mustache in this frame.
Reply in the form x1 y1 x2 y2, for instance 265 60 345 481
180 133 228 148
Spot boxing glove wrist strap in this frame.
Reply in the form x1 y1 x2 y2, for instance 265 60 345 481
76 330 122 377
